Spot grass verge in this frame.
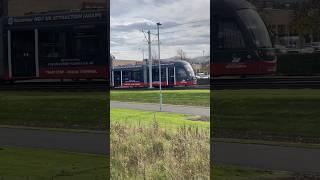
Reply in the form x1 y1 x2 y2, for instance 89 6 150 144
213 89 320 142
111 108 209 131
111 108 209 179
0 146 108 180
111 89 210 107
213 165 320 179
0 91 108 130
213 165 292 180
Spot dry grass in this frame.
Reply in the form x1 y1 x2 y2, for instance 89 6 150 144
111 117 210 179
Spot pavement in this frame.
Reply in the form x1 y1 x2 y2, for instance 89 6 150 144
111 101 210 117
0 127 108 155
214 142 320 174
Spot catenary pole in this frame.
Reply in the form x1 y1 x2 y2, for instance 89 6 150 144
148 30 153 88
157 22 162 112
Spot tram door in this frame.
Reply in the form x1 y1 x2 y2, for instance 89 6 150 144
11 31 36 77
168 67 175 86
113 71 122 87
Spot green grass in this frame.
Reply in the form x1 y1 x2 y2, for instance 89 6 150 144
111 89 210 107
0 146 289 180
111 108 210 179
0 146 108 180
212 165 291 180
0 91 108 130
111 108 209 131
0 90 209 130
213 89 320 139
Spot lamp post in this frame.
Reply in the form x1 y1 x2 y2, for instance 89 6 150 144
157 22 162 112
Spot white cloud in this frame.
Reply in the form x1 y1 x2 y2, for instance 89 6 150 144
111 0 210 60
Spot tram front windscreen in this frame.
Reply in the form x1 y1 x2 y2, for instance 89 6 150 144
237 9 272 48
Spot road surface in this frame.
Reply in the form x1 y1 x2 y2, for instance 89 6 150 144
2 127 320 173
0 127 108 155
111 101 210 117
214 142 320 174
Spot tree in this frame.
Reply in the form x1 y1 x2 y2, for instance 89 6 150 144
292 0 320 45
176 49 187 60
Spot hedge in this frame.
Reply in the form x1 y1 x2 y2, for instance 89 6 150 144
277 53 320 75
197 78 210 85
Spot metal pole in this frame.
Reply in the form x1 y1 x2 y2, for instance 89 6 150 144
157 22 162 112
112 70 114 87
143 59 147 86
287 25 290 47
148 31 153 88
7 30 12 79
173 66 176 85
166 67 168 86
120 70 123 87
35 29 39 77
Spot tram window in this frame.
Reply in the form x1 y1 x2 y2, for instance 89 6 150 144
213 17 219 49
74 32 100 57
132 70 142 81
39 32 64 58
217 20 246 49
122 71 131 81
176 67 187 81
114 71 121 81
184 63 195 77
152 68 167 82
161 69 166 81
153 69 159 81
40 30 102 59
237 9 272 48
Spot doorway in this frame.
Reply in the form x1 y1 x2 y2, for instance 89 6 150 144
11 31 36 77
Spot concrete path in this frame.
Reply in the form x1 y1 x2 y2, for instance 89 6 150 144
0 127 108 155
111 101 210 117
214 142 320 174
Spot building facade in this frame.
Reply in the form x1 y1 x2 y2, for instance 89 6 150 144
253 1 319 48
259 8 298 47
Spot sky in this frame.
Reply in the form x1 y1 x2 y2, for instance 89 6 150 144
110 0 210 60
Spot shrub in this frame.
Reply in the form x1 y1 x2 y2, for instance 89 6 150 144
111 120 210 179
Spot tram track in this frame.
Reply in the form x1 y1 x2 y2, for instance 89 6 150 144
0 81 209 91
2 76 320 91
1 76 320 90
0 81 110 91
213 76 320 89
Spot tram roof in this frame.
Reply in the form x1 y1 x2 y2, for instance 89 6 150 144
113 63 175 71
112 60 190 70
213 0 256 11
4 8 107 28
